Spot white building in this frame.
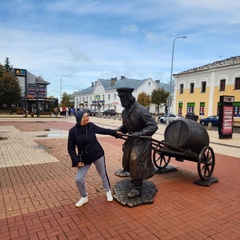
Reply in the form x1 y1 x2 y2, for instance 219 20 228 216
74 76 169 114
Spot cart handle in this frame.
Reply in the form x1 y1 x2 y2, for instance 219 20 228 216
119 133 188 153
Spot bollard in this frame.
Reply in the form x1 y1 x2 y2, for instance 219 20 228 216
207 122 212 130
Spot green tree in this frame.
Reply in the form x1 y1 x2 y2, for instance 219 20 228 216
151 88 169 114
0 64 5 76
49 95 57 99
4 57 13 73
61 92 74 108
0 72 21 112
137 92 151 108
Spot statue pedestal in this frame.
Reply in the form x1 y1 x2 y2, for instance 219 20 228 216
113 179 157 208
114 169 130 177
194 176 219 186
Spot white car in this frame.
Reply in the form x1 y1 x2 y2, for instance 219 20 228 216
158 114 184 123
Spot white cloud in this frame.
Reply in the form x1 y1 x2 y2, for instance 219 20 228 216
121 24 138 35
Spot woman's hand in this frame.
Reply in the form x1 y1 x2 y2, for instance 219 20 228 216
115 131 122 138
77 162 84 168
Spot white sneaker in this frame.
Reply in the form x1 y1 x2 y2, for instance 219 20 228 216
106 190 113 202
75 196 88 207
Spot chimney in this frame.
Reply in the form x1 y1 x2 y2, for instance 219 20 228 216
155 80 160 83
92 82 94 87
110 78 116 86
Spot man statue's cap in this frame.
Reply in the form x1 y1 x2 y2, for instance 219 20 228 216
116 87 134 96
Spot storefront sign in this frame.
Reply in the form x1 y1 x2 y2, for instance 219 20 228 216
15 69 26 76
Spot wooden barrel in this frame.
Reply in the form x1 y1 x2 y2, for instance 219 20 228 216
164 119 209 154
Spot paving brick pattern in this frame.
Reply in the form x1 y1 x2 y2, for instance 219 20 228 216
0 119 239 240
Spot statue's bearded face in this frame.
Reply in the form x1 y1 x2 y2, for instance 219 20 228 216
119 94 132 108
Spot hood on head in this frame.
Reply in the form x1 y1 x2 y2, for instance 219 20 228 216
75 111 84 123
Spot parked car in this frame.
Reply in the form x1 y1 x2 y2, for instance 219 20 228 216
158 114 184 123
90 109 98 116
200 115 219 126
83 109 98 116
102 109 117 116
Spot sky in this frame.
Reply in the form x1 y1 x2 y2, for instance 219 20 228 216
0 0 240 99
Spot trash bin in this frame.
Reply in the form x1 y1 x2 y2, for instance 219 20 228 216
185 113 199 121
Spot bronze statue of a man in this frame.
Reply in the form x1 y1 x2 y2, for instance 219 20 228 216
117 87 158 199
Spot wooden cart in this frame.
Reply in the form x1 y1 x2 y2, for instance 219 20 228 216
121 119 215 181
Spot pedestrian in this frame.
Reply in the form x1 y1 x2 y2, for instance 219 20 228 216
116 87 158 199
68 110 121 207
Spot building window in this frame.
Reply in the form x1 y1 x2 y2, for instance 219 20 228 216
180 84 184 94
199 102 205 116
178 102 183 114
108 94 110 100
114 93 116 100
201 81 206 93
187 102 195 114
235 77 240 90
233 102 240 117
190 83 194 93
220 79 226 91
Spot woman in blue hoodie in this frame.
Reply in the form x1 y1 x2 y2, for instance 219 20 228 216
68 110 121 207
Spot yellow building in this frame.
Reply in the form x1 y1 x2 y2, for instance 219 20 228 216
173 56 240 124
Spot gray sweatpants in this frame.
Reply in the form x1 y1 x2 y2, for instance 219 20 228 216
75 155 110 197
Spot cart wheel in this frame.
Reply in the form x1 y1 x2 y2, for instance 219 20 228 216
198 146 215 181
153 143 171 169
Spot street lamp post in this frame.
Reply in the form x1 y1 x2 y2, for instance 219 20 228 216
166 36 187 125
60 75 69 106
36 88 39 117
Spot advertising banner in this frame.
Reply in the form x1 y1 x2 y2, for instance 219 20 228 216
218 95 234 139
222 106 233 135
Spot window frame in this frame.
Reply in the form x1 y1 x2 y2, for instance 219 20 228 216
201 81 206 93
235 77 240 90
190 83 194 93
180 84 184 94
220 79 226 91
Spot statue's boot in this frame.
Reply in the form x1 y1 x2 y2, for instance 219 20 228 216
127 187 141 199
127 179 142 199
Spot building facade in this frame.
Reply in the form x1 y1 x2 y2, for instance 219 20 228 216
14 68 58 114
74 76 169 114
173 56 240 122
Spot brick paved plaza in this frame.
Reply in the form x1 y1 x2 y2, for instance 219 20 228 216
0 116 239 240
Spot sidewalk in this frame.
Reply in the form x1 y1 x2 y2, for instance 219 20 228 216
0 117 239 240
